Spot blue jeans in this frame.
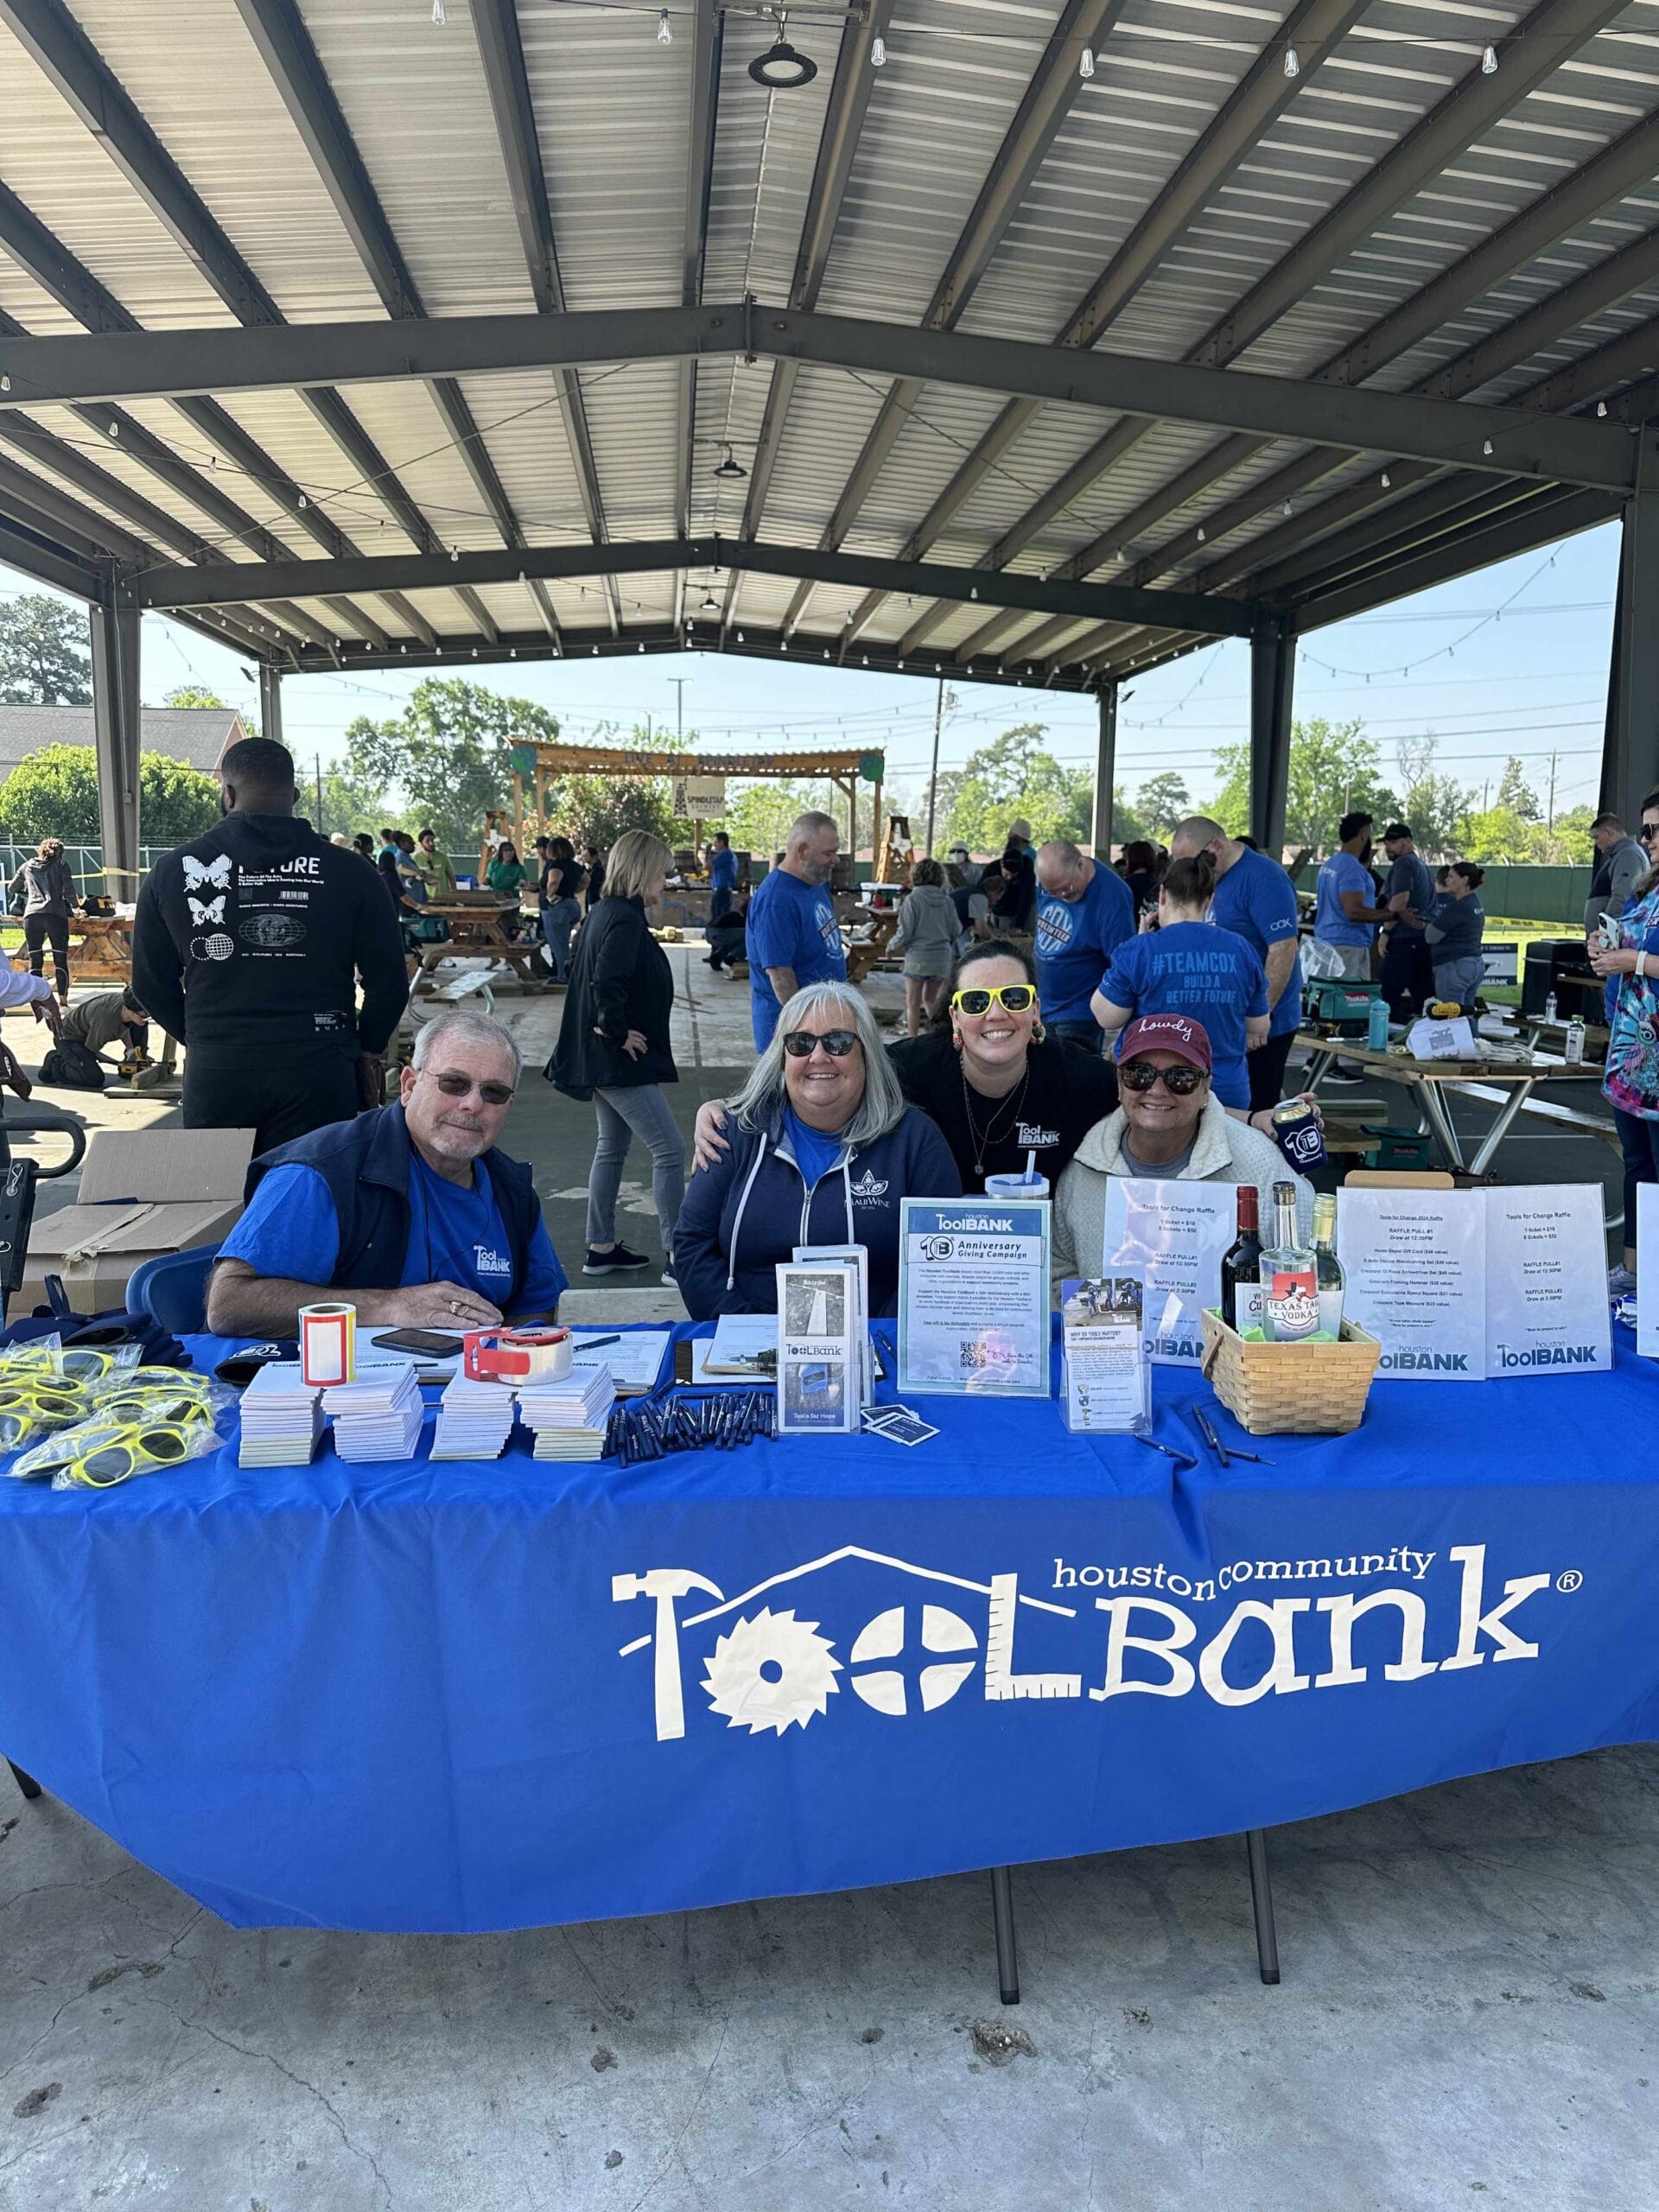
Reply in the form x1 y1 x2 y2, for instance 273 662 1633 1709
709 886 734 924
1432 955 1484 1010
588 1084 687 1255
1046 1019 1103 1057
541 897 581 981
1615 1106 1659 1253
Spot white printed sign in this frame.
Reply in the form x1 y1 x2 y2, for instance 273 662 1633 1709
1101 1179 1235 1366
673 775 727 815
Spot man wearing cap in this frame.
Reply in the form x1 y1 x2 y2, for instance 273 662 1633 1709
1049 1014 1315 1289
1376 822 1436 1018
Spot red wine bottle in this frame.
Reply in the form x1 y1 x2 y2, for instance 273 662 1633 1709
1221 1185 1263 1332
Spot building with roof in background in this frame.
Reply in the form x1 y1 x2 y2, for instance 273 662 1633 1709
0 705 248 788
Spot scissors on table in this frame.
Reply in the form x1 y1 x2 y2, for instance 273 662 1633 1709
1185 1403 1274 1468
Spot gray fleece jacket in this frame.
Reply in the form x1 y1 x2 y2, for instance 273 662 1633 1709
1051 1094 1315 1295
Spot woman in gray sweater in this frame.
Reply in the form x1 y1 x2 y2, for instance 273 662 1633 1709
890 857 962 1036
9 837 79 1001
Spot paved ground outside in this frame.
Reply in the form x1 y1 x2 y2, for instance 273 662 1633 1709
0 950 1646 2209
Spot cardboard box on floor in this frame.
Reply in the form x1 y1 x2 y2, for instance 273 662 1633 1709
16 1127 255 1315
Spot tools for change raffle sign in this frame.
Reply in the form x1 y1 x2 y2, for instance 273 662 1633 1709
898 1198 1050 1396
1338 1184 1610 1380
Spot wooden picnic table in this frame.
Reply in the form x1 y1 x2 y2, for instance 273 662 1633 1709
1295 1031 1610 1178
412 899 550 991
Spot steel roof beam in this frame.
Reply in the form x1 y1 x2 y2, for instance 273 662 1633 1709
840 0 1370 649
0 304 1634 490
721 0 895 640
134 532 1260 637
231 0 560 644
920 0 1631 663
0 412 210 561
470 0 616 630
779 0 1131 637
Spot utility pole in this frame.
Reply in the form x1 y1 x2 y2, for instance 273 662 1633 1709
315 753 324 836
668 678 690 743
925 677 948 856
1547 749 1559 835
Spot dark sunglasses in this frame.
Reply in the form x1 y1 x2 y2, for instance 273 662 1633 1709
1120 1060 1204 1095
1642 823 1659 843
952 984 1035 1015
782 1028 859 1058
424 1070 516 1106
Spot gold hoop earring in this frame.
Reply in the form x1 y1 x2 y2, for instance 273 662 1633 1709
950 1025 963 1052
1032 1019 1046 1043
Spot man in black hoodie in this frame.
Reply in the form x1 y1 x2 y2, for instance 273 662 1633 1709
133 737 410 1153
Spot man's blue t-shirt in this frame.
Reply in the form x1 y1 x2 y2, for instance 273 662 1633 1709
1034 862 1135 1022
1209 845 1304 1039
746 867 846 1047
1384 850 1435 933
219 1156 569 1313
1314 849 1376 948
1100 921 1268 1109
709 847 738 893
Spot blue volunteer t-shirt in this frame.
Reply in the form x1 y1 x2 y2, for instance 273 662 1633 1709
746 867 846 1047
1209 845 1304 1039
219 1157 569 1313
1428 893 1484 963
783 1107 848 1192
709 847 738 892
1034 863 1135 1022
1100 920 1268 1109
1314 849 1376 948
1384 850 1435 933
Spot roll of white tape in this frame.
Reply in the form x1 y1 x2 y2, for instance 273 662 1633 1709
299 1302 356 1388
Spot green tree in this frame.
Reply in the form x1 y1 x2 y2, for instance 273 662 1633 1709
721 779 847 862
1496 755 1541 821
0 744 220 848
945 721 1090 852
1391 735 1474 861
0 594 92 706
345 678 561 849
162 684 232 711
315 759 392 841
1537 804 1595 867
1211 717 1395 857
1109 788 1147 846
1135 773 1191 838
1463 805 1532 864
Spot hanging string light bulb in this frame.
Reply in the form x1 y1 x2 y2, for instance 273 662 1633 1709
1283 42 1300 78
870 34 885 67
431 0 445 24
658 9 672 45
1481 43 1497 74
1078 45 1095 79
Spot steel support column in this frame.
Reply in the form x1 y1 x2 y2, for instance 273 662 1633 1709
1601 446 1659 825
1091 683 1118 858
1250 618 1294 858
90 588 141 884
258 663 284 751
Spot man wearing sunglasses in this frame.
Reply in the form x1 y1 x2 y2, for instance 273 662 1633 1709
1051 1014 1314 1287
207 1010 567 1338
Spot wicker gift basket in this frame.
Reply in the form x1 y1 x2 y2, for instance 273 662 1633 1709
1199 1309 1382 1436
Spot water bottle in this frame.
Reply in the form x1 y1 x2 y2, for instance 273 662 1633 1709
1565 1016 1586 1065
1544 990 1558 1025
1367 995 1389 1052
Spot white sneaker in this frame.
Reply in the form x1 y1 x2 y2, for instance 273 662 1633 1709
1608 1262 1638 1296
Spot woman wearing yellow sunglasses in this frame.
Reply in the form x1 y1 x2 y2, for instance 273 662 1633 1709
692 942 1118 1194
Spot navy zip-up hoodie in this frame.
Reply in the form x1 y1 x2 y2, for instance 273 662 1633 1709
672 1107 961 1319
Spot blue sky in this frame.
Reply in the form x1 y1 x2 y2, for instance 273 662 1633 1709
10 513 1621 823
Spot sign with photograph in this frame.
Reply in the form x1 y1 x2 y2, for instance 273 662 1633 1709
897 1198 1050 1397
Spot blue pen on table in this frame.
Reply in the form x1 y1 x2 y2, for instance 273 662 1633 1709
577 1333 621 1351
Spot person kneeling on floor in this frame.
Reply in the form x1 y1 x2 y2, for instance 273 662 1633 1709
206 1009 567 1338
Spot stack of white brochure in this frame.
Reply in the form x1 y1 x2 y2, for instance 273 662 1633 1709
430 1375 518 1460
518 1370 616 1461
322 1365 424 1463
237 1363 323 1468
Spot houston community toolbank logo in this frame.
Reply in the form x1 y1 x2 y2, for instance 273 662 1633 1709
613 1540 1578 1743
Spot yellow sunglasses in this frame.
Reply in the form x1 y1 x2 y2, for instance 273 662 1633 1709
950 983 1037 1016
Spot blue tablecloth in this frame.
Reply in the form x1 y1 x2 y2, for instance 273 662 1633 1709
0 1325 1652 1933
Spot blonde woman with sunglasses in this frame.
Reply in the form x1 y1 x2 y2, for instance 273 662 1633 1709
673 982 959 1319
691 943 1117 1197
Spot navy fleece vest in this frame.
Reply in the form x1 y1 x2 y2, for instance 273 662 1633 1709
250 1102 540 1300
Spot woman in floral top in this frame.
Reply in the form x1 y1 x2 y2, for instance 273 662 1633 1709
1591 785 1659 1294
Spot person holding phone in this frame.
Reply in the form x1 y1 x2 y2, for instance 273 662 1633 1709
206 1009 566 1338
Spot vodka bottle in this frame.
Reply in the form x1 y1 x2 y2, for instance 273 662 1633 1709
1312 1191 1344 1338
1261 1181 1319 1342
1221 1185 1263 1332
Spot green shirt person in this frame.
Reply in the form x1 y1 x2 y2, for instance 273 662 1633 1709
417 829 458 900
486 841 530 897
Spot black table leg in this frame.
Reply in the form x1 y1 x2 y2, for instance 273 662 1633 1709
1245 1828 1281 1985
7 1761 41 1802
990 1865 1020 2005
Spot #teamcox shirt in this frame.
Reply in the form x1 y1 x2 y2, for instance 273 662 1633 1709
1033 863 1135 1023
1099 921 1268 1110
1208 845 1304 1039
744 867 847 1047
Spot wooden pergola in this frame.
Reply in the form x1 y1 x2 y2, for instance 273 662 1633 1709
507 744 887 866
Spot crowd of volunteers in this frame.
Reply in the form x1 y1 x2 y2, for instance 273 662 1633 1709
0 734 1626 1349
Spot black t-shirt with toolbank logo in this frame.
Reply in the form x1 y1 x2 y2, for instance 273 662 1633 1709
886 1029 1118 1192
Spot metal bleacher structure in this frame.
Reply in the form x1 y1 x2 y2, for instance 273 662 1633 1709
0 0 1656 882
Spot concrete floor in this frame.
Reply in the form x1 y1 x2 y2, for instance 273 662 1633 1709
2 1745 1655 2209
0 952 1645 2209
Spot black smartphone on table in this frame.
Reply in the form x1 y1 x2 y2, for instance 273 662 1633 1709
371 1329 466 1357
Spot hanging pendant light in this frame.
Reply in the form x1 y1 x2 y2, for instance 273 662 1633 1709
749 35 817 89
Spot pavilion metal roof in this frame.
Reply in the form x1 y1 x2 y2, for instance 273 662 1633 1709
0 0 1653 696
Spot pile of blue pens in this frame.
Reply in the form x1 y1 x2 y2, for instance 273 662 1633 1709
605 1389 777 1464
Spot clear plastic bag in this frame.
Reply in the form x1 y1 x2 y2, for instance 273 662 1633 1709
0 1339 142 1455
8 1374 232 1489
